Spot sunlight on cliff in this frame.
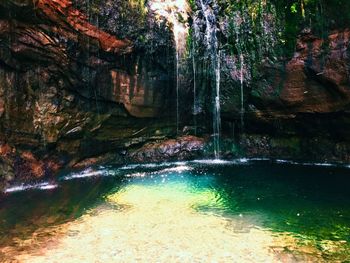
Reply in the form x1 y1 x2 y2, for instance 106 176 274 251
148 0 190 56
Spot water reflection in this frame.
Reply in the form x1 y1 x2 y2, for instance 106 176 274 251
0 162 350 262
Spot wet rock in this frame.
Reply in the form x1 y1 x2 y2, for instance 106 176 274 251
96 66 168 118
35 0 132 54
0 0 132 186
19 152 46 179
0 142 64 191
65 126 83 138
71 153 122 169
0 161 14 182
0 0 349 187
235 134 350 163
128 136 207 163
252 29 350 115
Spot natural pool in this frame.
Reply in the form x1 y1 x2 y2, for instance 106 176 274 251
0 160 349 262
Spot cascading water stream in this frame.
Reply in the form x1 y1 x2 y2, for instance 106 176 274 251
240 54 244 130
199 0 212 48
172 15 184 135
213 50 221 159
173 18 188 135
199 0 221 159
192 39 197 135
148 0 189 135
176 50 180 134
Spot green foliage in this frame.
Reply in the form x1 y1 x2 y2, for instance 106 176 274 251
290 3 298 13
129 0 148 16
72 0 148 39
273 0 350 56
186 27 194 57
219 0 281 86
188 0 197 11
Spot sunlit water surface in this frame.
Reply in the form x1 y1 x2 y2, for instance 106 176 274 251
0 160 350 262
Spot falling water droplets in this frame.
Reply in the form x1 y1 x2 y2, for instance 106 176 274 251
149 0 189 135
240 54 244 131
192 37 197 135
199 0 221 159
213 50 221 159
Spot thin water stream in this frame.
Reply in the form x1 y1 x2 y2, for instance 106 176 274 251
213 50 221 159
199 0 222 158
148 0 189 134
240 54 245 130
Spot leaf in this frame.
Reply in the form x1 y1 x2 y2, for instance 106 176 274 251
290 3 298 13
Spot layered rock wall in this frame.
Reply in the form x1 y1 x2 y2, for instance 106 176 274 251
0 0 175 188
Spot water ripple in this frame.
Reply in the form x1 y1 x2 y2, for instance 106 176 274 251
4 182 58 193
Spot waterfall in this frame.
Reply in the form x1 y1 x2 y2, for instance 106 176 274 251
213 50 221 159
199 0 221 159
176 50 180 134
173 18 188 134
148 0 189 135
240 54 244 130
199 0 215 49
192 38 197 135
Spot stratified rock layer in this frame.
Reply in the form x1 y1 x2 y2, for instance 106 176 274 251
0 0 350 189
251 29 350 116
0 0 174 189
128 136 206 163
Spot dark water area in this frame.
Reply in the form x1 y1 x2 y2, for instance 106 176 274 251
0 160 349 262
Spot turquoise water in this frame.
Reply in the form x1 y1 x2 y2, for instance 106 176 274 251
0 160 349 262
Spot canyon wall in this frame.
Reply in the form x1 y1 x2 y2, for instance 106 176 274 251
0 0 349 189
0 0 175 188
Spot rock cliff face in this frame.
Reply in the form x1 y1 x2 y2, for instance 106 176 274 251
239 29 350 142
190 1 350 121
0 0 176 188
0 0 349 189
188 0 350 162
240 29 350 162
251 29 350 117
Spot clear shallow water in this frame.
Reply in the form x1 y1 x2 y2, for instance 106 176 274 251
0 161 350 262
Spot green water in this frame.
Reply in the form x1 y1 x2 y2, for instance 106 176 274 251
0 160 349 262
